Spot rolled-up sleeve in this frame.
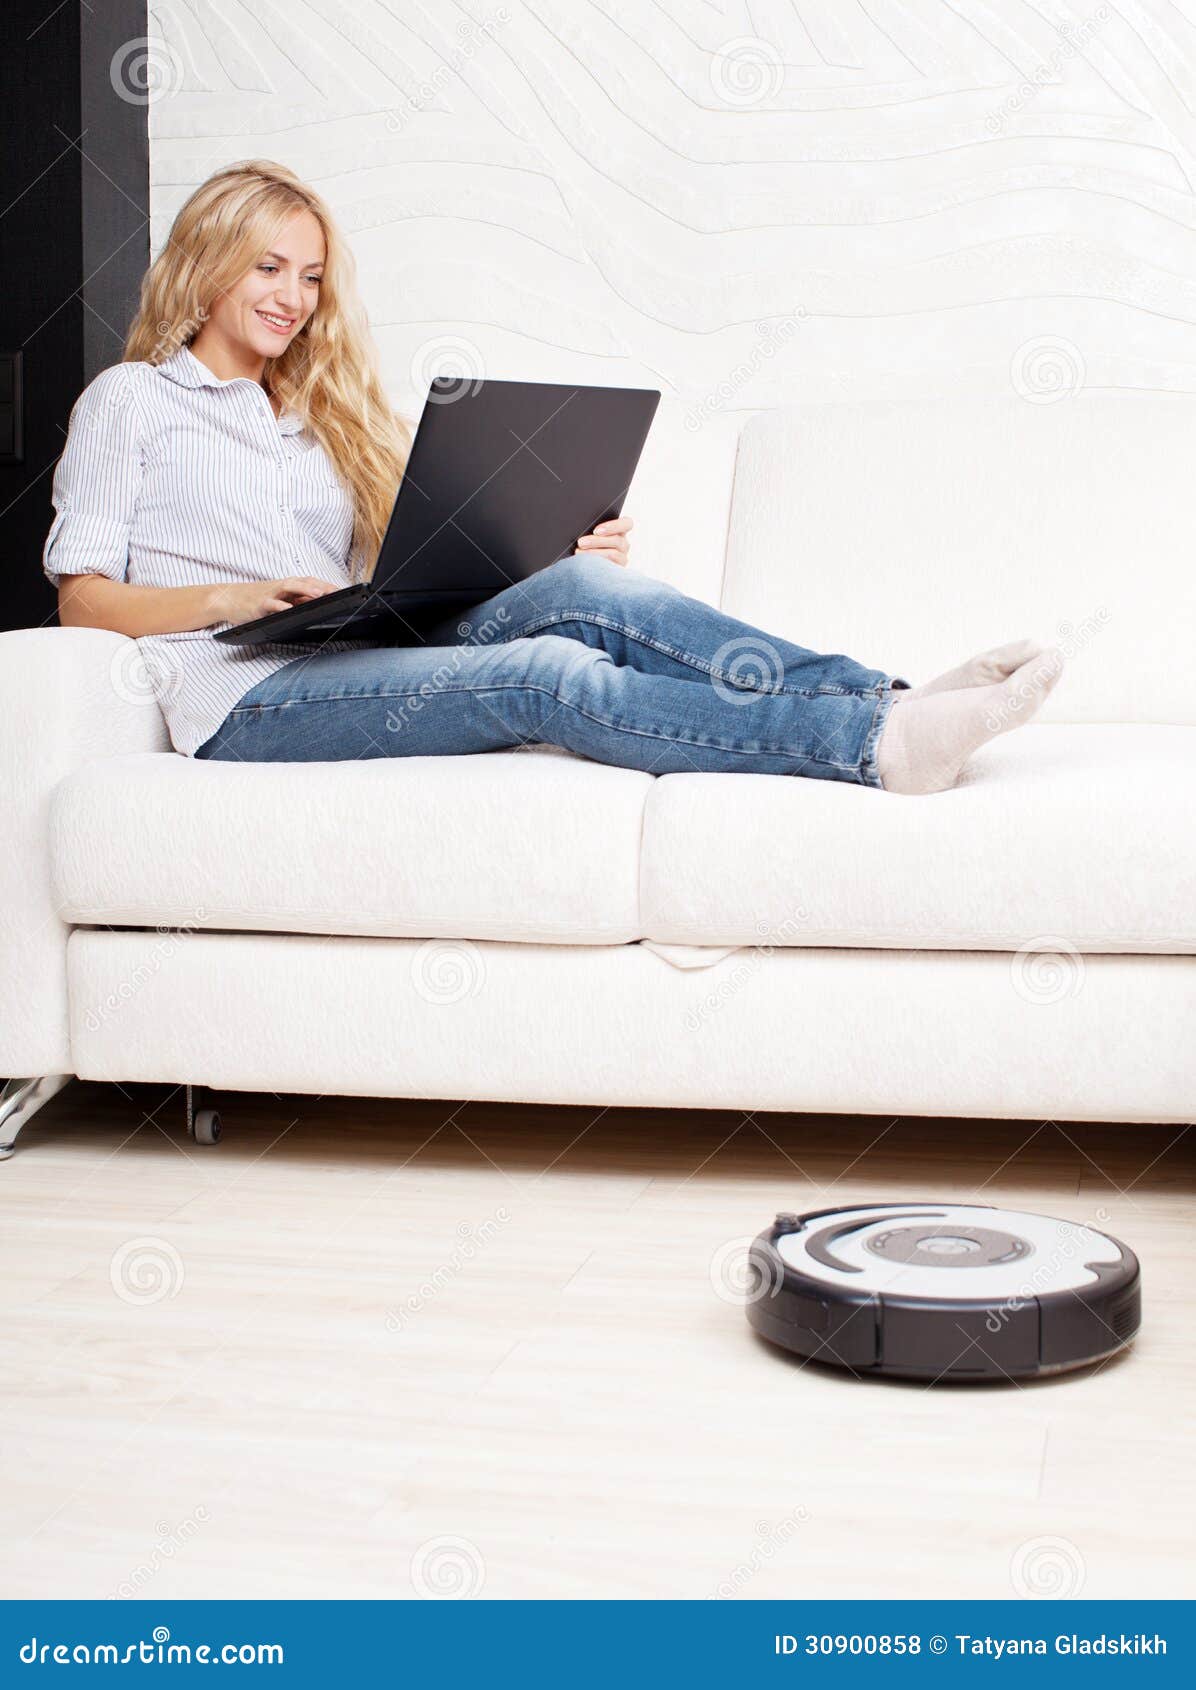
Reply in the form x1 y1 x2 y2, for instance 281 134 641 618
43 363 145 588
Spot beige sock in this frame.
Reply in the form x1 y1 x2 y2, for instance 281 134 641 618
876 647 1065 795
898 637 1045 701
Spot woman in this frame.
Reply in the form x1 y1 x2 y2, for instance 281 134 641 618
45 160 1063 793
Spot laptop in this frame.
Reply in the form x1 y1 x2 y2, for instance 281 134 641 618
215 375 661 646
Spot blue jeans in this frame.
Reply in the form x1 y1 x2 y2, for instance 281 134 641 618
194 554 911 785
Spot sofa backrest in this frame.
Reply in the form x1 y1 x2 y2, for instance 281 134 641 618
719 394 1196 724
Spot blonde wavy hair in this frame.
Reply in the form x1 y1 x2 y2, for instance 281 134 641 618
124 159 412 583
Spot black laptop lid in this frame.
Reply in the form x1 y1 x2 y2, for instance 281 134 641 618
371 377 660 598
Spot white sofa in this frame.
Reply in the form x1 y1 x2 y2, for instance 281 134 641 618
3 394 1194 1155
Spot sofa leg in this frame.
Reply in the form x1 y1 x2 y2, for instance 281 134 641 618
185 1083 223 1148
0 1073 73 1160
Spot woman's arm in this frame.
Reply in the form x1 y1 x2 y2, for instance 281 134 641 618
46 365 346 636
57 573 343 636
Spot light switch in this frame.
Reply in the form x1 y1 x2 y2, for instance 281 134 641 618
0 353 22 463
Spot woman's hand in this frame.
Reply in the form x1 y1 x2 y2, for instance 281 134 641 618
214 576 342 626
574 515 633 566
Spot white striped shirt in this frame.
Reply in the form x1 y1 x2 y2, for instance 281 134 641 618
42 344 376 756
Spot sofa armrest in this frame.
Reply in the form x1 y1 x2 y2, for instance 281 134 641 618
0 628 170 1079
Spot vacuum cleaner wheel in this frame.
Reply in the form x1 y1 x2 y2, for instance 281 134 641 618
745 1202 1140 1381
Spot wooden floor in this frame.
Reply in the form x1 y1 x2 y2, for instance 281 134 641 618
1 1080 1191 1601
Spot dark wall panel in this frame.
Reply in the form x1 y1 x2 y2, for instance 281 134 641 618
0 1 148 635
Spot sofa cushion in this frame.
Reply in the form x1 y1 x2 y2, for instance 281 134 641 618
640 724 1196 953
51 745 651 944
720 395 1196 726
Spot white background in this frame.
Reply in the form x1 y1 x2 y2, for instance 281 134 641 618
145 1 1196 588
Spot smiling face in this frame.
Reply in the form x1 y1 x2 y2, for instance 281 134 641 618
203 207 326 367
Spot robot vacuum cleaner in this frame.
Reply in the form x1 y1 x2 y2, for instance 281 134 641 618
746 1202 1140 1381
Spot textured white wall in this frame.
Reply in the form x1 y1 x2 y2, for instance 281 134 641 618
144 1 1196 598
